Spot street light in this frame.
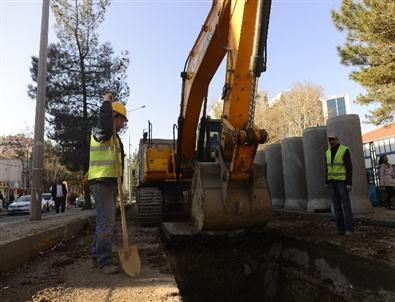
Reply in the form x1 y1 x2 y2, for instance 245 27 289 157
127 105 146 203
128 105 146 113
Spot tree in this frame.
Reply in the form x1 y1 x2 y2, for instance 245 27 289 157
0 134 33 188
42 141 81 193
254 92 290 144
276 82 324 137
209 82 325 144
28 0 130 173
128 150 138 198
332 0 395 125
0 134 79 193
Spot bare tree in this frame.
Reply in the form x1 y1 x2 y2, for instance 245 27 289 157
280 82 325 137
256 83 324 143
209 82 324 144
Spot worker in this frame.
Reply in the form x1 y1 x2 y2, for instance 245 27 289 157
88 97 127 274
325 134 353 236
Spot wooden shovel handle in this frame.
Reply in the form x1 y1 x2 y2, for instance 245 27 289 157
108 93 129 248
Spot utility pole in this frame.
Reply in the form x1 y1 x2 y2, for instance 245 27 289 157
30 0 49 220
127 105 146 203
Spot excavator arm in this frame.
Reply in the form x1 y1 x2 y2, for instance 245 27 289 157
178 0 271 180
177 0 273 230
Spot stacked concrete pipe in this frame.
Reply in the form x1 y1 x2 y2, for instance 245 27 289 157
265 143 285 208
303 126 331 212
281 137 308 210
326 114 373 214
254 150 266 165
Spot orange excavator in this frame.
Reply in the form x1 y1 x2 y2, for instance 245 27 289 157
136 0 272 231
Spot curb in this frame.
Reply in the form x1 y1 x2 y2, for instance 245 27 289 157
0 214 95 273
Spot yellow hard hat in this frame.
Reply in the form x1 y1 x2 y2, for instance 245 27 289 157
112 102 128 121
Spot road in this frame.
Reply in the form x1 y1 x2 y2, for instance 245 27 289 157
0 207 81 225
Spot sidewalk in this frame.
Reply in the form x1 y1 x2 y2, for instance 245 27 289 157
0 208 96 272
273 206 395 227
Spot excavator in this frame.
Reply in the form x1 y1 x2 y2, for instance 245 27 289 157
136 0 272 231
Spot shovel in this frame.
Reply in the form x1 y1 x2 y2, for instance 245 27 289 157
107 93 141 276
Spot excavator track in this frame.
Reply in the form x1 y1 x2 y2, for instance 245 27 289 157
137 187 163 226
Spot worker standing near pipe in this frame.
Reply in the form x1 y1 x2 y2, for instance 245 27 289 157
88 95 128 274
325 134 353 236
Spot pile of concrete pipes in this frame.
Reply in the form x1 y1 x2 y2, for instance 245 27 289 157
257 114 373 214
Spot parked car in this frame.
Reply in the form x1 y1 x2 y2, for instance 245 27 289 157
42 193 54 211
74 196 95 208
7 195 48 215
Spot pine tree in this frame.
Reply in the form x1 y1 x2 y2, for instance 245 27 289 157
332 0 395 125
28 0 130 172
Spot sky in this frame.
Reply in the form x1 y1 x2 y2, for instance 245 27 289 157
0 0 377 152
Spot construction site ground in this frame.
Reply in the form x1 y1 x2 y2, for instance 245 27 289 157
1 205 395 302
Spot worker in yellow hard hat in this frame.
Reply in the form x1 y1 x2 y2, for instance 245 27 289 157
87 94 128 274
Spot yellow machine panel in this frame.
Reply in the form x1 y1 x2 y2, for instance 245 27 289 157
137 139 176 186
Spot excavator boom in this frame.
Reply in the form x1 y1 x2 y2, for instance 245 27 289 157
137 0 272 231
178 0 273 230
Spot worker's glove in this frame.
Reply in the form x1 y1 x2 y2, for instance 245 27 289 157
104 93 114 103
346 185 352 192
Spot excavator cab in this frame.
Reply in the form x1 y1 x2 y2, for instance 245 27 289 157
197 117 221 162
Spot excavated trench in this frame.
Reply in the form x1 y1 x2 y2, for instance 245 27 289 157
165 228 395 302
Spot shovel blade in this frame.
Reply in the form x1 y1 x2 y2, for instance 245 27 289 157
118 245 141 276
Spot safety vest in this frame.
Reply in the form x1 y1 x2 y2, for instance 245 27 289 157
88 134 122 180
326 144 348 181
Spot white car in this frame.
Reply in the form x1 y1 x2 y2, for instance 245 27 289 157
7 195 48 215
42 193 54 211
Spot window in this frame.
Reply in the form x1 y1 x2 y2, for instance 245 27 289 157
363 144 370 158
336 97 346 115
327 99 337 118
389 137 395 152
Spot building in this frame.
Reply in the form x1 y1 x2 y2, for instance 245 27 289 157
0 158 23 187
321 94 351 120
362 123 395 185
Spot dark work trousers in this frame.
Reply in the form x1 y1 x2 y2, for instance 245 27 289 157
384 186 394 208
90 182 117 268
55 197 66 213
329 182 354 233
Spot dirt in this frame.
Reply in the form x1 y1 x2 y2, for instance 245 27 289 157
1 207 395 302
166 212 395 302
0 205 180 302
269 212 395 265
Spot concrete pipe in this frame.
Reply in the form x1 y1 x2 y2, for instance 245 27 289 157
303 126 331 212
265 143 285 208
254 150 266 165
281 137 308 210
326 114 373 214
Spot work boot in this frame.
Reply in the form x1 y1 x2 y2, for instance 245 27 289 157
344 231 353 236
101 264 119 274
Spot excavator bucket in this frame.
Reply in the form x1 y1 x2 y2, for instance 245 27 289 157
190 162 272 231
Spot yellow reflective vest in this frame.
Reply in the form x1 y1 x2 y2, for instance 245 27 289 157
88 134 122 180
326 144 348 181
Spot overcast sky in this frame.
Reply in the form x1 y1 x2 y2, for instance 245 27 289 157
0 0 376 150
